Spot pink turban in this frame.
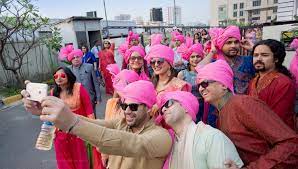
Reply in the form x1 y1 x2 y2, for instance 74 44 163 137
185 36 194 48
67 49 83 61
157 91 199 121
59 45 74 61
124 46 146 64
122 80 157 108
128 31 139 43
171 30 181 42
290 39 298 88
210 26 241 50
145 44 174 66
107 64 120 79
112 69 140 94
174 34 185 43
182 43 204 61
151 34 163 46
196 60 234 94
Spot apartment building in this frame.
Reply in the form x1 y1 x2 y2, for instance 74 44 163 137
210 0 279 26
277 0 298 21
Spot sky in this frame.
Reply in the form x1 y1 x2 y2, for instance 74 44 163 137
33 0 210 25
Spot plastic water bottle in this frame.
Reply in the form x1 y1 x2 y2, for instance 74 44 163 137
35 121 55 151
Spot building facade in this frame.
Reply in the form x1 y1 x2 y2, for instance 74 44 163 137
164 6 182 25
210 0 279 26
277 0 298 21
150 8 163 22
114 14 131 21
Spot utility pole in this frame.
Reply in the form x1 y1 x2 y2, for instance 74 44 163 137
174 0 177 26
103 0 109 37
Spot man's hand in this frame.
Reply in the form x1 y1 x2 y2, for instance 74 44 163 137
40 96 77 132
240 39 254 51
21 80 42 116
213 160 241 169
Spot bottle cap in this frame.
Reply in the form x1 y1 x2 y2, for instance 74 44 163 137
43 121 53 126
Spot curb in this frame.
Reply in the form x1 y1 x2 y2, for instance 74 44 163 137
2 94 22 106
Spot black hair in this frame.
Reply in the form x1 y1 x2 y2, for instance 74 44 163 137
81 45 89 51
52 66 77 97
252 39 293 79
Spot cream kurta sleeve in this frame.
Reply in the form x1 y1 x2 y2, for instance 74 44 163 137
193 125 244 169
72 118 172 159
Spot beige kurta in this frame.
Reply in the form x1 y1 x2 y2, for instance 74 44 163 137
74 117 172 169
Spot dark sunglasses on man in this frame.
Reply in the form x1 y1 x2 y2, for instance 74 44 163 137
120 102 143 111
160 99 175 115
197 80 216 89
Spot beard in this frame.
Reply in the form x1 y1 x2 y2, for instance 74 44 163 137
254 61 266 72
223 48 239 58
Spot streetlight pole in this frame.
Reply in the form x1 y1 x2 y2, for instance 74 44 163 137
173 0 176 26
103 0 109 38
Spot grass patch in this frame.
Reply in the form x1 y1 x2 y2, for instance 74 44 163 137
0 87 22 97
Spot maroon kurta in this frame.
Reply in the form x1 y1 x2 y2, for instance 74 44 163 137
248 72 296 129
218 95 298 169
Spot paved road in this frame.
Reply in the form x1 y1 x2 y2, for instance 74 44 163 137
0 88 110 169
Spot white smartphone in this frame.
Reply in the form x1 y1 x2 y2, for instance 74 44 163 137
26 83 48 102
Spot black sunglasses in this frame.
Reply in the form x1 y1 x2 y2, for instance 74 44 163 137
161 99 174 110
120 103 142 111
150 58 165 66
197 80 216 89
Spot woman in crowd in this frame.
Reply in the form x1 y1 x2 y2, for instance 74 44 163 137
124 46 150 80
177 43 206 122
98 39 116 95
146 44 191 95
81 45 97 68
51 66 104 169
193 32 201 44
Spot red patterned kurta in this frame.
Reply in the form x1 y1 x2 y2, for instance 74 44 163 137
218 95 298 169
248 71 296 129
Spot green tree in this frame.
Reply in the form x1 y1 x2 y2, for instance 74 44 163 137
0 0 49 86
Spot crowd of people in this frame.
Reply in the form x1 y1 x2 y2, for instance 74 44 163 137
22 25 298 169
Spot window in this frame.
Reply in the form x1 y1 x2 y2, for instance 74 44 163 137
240 11 244 16
233 4 237 10
240 3 244 9
219 7 224 12
253 0 261 6
252 9 260 15
233 11 237 17
252 17 260 21
274 0 278 4
267 16 271 20
273 7 277 13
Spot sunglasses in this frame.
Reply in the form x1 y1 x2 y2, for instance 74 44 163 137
129 56 143 62
54 73 66 79
197 80 216 89
120 102 143 111
161 99 174 111
150 58 165 66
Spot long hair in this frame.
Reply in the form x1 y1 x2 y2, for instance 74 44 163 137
151 66 177 88
252 39 293 79
52 66 77 97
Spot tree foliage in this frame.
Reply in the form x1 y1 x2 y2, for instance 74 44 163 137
0 0 49 86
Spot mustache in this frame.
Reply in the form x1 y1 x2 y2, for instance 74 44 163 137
254 61 265 66
229 48 239 52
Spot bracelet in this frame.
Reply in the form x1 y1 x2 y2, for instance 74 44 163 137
67 116 80 133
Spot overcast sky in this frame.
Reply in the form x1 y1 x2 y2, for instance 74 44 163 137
33 0 210 24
